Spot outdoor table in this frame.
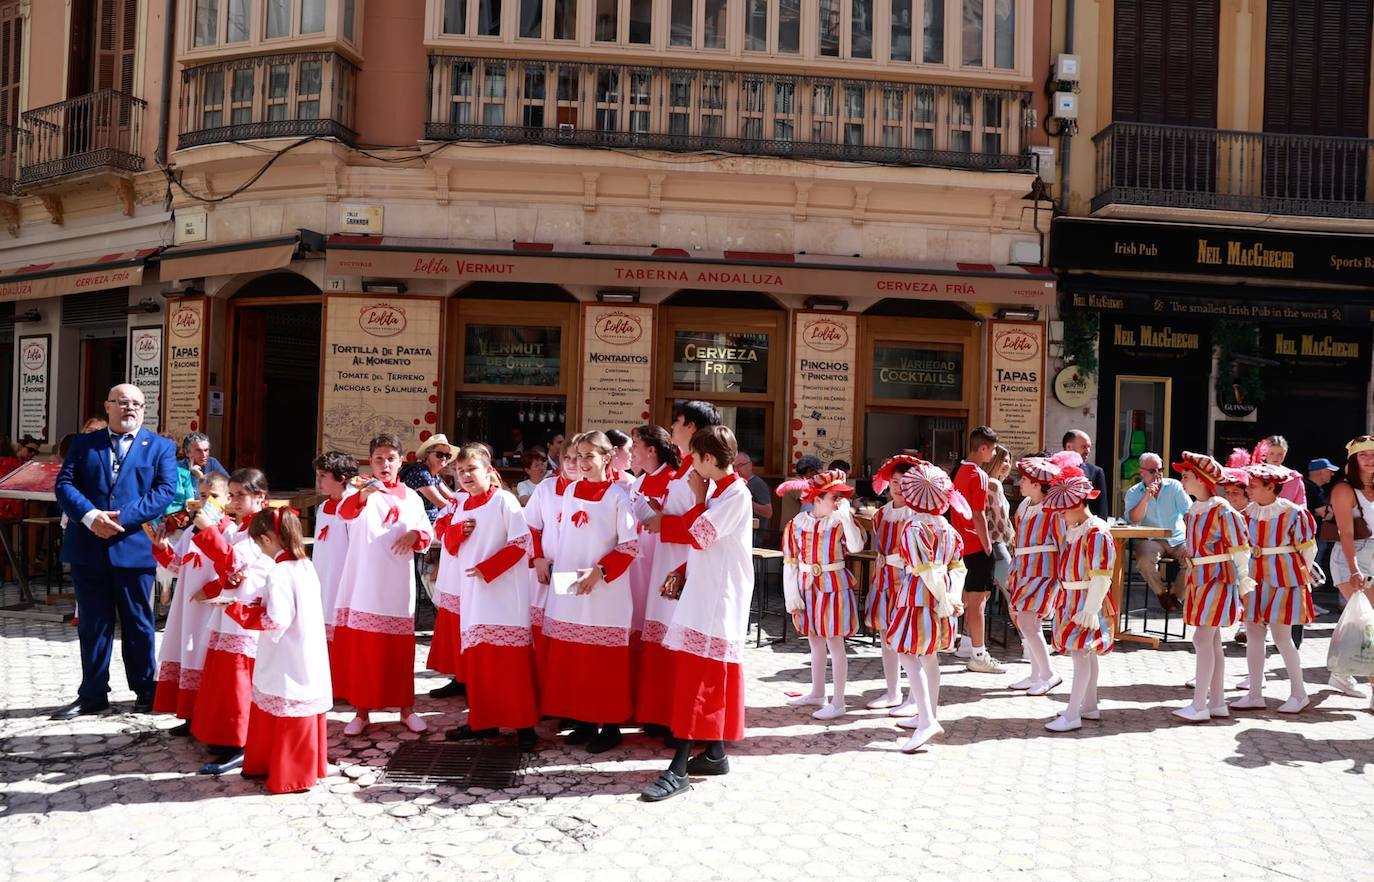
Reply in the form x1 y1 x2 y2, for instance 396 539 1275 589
1107 524 1172 648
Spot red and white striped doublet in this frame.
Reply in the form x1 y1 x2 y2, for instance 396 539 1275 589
1244 499 1317 625
784 512 862 638
884 513 964 656
864 503 913 631
1182 497 1247 627
1008 501 1064 617
1052 517 1117 655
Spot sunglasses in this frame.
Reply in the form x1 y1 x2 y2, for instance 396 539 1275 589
431 451 453 461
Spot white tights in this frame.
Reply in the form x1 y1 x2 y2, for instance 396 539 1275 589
1190 626 1226 711
1243 623 1305 702
897 654 941 725
1014 612 1054 682
805 636 849 711
1063 651 1099 721
878 647 903 700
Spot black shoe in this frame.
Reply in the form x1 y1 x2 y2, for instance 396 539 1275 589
517 728 538 752
132 693 155 713
564 723 597 745
586 726 622 755
429 679 467 699
641 723 672 738
685 752 730 776
207 744 241 759
51 699 110 720
665 736 686 749
445 725 498 742
640 770 692 802
168 722 192 737
199 751 244 775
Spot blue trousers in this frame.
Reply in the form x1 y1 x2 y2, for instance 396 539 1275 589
71 564 157 703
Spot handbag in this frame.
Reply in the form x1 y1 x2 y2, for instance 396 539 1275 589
1319 511 1371 543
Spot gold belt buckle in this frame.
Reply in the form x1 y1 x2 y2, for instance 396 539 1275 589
809 562 823 577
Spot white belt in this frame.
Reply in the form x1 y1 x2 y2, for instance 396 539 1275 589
1015 545 1056 556
1257 545 1297 556
1061 579 1089 592
882 554 904 569
800 561 847 577
1190 553 1230 566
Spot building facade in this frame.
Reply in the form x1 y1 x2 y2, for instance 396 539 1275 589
1048 0 1374 514
2 0 1055 488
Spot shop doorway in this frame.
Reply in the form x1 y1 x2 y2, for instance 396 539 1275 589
864 413 968 475
228 277 322 489
80 336 126 422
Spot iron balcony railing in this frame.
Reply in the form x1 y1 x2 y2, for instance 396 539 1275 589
0 122 25 196
179 52 358 149
19 90 146 185
1093 121 1374 219
426 55 1033 172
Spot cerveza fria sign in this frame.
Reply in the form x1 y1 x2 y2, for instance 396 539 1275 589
1052 218 1374 286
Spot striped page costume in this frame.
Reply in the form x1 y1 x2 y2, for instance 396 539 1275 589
784 511 863 638
1182 497 1248 627
864 503 914 631
1244 499 1317 625
1009 500 1064 617
885 512 965 656
1052 516 1117 655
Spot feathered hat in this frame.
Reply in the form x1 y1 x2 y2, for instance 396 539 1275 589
872 454 925 496
1049 449 1084 470
1218 467 1250 487
775 468 854 504
1226 448 1251 469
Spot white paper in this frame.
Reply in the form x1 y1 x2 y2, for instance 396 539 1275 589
552 571 581 596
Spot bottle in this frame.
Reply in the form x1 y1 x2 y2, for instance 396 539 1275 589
1120 410 1148 497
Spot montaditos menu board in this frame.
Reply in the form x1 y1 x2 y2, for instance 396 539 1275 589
580 304 654 432
789 312 858 468
164 299 206 438
986 320 1046 462
321 296 443 460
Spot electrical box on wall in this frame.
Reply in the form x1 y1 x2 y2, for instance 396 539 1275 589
1055 54 1081 83
1029 145 1058 185
1053 92 1079 120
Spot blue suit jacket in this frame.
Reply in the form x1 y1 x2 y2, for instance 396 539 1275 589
57 427 179 569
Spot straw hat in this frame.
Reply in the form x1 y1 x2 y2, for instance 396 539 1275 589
415 433 454 459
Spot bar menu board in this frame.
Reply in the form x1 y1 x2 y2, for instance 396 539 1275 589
164 298 207 437
789 312 857 468
580 304 654 433
128 326 162 434
871 344 963 401
321 295 443 460
17 334 49 442
986 320 1046 461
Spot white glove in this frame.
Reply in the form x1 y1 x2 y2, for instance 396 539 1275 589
1231 551 1256 598
947 563 967 606
919 565 953 618
1072 575 1112 629
837 500 866 552
783 563 801 614
1300 541 1317 569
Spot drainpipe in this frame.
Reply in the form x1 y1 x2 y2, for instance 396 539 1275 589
1058 0 1075 213
155 0 176 167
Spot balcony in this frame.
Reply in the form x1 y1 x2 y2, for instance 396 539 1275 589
0 123 24 197
426 56 1033 172
18 91 146 187
1092 122 1374 220
179 52 358 150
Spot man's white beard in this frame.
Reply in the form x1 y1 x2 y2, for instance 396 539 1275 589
111 415 141 434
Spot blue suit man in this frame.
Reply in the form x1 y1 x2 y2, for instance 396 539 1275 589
53 384 178 717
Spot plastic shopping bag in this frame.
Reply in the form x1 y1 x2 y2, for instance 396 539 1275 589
1327 592 1374 678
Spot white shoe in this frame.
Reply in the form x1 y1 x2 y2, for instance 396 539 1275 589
1027 675 1062 696
954 638 973 659
866 693 904 709
343 716 367 737
966 652 1006 674
1237 676 1251 691
1230 695 1267 710
1172 705 1211 723
1009 675 1038 691
1277 695 1310 714
787 693 825 708
1080 709 1100 721
1208 704 1230 719
1328 673 1368 698
888 700 920 718
403 713 428 733
895 714 922 730
900 722 944 752
812 704 845 721
1044 715 1081 733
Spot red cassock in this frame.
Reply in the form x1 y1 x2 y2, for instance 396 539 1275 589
633 457 697 727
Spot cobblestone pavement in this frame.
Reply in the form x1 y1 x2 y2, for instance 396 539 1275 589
2 605 1372 882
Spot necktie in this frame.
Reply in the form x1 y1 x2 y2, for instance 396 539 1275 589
112 433 134 478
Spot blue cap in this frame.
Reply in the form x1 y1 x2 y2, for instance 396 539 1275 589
1308 458 1339 472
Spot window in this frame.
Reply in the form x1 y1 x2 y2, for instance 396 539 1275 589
670 0 691 46
924 0 944 62
267 0 291 37
629 0 651 42
343 0 356 41
811 82 834 140
740 77 764 139
595 0 616 41
481 62 506 124
993 0 1013 68
629 71 651 132
202 69 224 127
268 62 290 119
519 0 575 39
851 0 872 58
448 61 473 123
701 73 724 136
891 0 912 61
673 331 771 394
443 0 466 33
703 0 725 47
520 65 545 126
231 68 254 123
819 0 839 56
464 326 562 386
881 88 903 145
773 80 795 139
961 0 982 66
298 57 322 118
745 0 767 51
668 72 691 133
479 0 501 35
195 0 220 46
670 0 726 49
228 0 250 42
961 0 1016 69
301 0 325 33
843 84 865 145
778 0 799 52
950 90 972 151
594 68 619 130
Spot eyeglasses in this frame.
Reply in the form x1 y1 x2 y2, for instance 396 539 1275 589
431 451 452 461
1141 467 1160 474
108 399 145 409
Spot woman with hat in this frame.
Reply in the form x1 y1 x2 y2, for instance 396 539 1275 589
1042 469 1115 733
1008 456 1065 696
1231 463 1317 714
1324 435 1374 703
1171 451 1255 724
779 468 865 721
400 434 460 526
884 461 968 751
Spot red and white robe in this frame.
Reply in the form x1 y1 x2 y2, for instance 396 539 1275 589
1244 499 1318 625
444 486 539 731
152 523 225 719
663 473 754 741
628 462 674 642
524 474 575 655
540 479 639 724
633 457 697 727
782 509 866 638
332 482 432 710
191 522 273 747
428 496 469 680
864 503 914 631
885 513 966 656
225 557 332 794
312 491 354 688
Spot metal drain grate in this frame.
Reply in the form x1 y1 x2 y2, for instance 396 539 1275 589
380 741 524 788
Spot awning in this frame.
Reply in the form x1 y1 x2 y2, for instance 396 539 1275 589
0 248 160 302
159 234 300 281
325 236 1056 305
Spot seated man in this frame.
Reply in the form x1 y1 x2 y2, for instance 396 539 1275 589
1125 452 1191 613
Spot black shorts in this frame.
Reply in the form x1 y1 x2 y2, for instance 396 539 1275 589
963 551 995 592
